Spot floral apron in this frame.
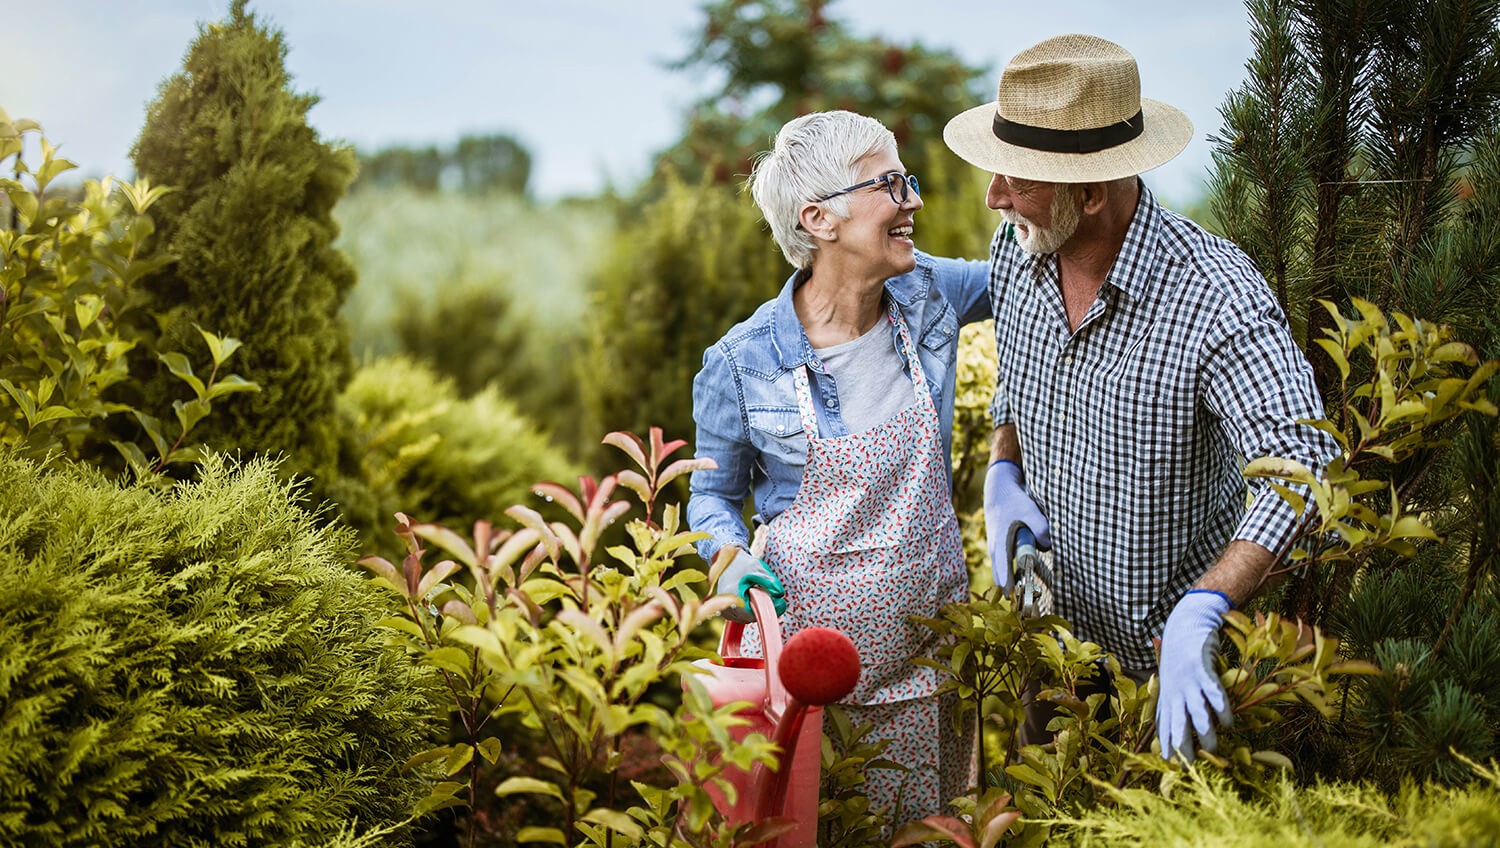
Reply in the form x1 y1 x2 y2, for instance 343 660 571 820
746 301 974 822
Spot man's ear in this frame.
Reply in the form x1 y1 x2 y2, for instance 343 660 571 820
1079 181 1110 216
799 202 837 242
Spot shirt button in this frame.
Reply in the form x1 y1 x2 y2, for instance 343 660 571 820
1056 412 1064 423
776 424 785 434
825 397 837 408
1053 465 1062 476
1063 356 1074 366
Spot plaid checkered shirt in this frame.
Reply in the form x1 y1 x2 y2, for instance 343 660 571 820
988 182 1338 670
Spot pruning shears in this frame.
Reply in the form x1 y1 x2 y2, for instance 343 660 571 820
1010 525 1055 619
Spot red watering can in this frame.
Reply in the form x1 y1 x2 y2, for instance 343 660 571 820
689 588 862 848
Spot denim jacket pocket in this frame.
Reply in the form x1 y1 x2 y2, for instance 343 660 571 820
746 406 807 467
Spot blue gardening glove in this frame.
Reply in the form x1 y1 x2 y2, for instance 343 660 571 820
716 548 787 624
1156 590 1234 761
983 460 1051 593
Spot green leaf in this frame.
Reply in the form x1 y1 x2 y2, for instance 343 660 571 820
477 736 504 764
0 379 37 424
495 776 565 801
195 326 244 366
1313 338 1350 382
425 645 473 677
1243 456 1316 485
74 295 105 331
172 398 210 435
581 808 645 841
157 351 205 397
205 374 259 399
514 827 565 845
444 743 473 776
31 405 80 425
1388 515 1437 540
1250 750 1294 770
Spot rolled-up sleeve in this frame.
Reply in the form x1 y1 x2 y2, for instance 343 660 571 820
686 344 754 564
1203 292 1340 556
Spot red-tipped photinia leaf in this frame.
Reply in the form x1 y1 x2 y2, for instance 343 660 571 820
779 627 860 706
601 431 648 472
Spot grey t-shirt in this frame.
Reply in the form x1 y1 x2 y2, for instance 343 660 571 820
812 320 916 434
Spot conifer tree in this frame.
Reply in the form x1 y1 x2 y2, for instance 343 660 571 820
1210 0 1500 780
130 0 358 498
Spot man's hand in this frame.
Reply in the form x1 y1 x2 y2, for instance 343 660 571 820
716 548 787 624
1155 590 1233 761
983 459 1051 592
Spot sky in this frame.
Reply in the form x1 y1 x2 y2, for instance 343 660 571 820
6 1 1257 205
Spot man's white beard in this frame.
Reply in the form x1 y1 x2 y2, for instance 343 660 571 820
1003 186 1082 255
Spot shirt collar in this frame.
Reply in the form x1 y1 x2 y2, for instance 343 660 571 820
769 253 930 370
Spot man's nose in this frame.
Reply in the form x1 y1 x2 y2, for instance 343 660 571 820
986 174 1011 210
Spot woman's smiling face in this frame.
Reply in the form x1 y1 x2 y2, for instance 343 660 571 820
822 148 923 279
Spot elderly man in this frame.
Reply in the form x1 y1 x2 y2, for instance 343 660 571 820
942 34 1337 760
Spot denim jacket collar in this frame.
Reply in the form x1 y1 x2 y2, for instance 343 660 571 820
769 259 931 372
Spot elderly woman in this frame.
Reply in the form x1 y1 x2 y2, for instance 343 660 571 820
686 110 988 823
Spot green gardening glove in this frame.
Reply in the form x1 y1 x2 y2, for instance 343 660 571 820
717 548 787 624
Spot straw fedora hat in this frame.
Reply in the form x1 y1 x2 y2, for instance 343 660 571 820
944 34 1192 183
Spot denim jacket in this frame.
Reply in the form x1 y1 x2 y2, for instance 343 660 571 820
687 251 990 564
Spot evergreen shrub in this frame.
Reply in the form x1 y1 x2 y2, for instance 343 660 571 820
338 356 577 554
1055 761 1500 847
130 1 360 504
0 451 440 846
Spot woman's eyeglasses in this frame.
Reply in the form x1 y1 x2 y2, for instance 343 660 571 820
817 173 920 205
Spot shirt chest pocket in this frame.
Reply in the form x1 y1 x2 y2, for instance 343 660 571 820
747 406 807 466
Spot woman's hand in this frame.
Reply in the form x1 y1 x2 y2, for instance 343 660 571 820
716 548 787 623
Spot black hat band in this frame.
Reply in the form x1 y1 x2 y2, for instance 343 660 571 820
991 109 1144 154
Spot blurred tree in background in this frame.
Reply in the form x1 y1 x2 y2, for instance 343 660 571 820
129 0 362 508
354 133 532 195
658 0 987 187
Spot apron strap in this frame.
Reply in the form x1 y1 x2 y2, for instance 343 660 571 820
791 364 821 438
886 301 933 405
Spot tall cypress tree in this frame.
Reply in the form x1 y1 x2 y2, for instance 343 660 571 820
131 0 357 496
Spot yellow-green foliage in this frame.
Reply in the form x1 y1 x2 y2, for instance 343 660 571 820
337 355 578 555
1058 759 1500 847
0 450 440 846
0 115 256 477
363 430 785 846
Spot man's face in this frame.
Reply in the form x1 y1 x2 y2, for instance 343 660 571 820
986 175 1082 255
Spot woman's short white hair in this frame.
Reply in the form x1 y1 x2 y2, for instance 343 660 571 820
747 111 897 270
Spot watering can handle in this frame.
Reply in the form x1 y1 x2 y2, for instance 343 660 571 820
718 587 789 718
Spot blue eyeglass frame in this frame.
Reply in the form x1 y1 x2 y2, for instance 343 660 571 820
817 172 920 205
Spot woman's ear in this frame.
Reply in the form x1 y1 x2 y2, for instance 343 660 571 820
799 202 837 242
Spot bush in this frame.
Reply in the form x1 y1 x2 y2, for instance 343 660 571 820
1054 759 1500 847
337 355 578 555
130 0 360 503
0 114 255 478
0 450 440 846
